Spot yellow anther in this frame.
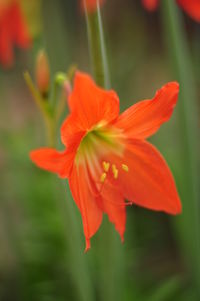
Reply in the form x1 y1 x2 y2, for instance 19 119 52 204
100 172 107 183
113 169 118 179
122 164 129 172
103 161 110 172
112 164 118 179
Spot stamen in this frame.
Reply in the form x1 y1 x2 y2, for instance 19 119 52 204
122 164 129 172
114 169 118 179
100 172 107 183
112 164 118 179
102 161 110 172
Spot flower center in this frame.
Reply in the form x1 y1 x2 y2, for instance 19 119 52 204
75 123 131 207
75 123 124 165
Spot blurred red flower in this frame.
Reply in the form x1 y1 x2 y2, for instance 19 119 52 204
0 0 31 67
142 0 200 22
30 72 181 251
142 0 159 11
80 0 105 13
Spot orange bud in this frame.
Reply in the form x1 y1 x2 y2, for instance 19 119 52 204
35 50 50 96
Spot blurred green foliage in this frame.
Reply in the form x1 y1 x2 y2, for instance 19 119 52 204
0 0 200 301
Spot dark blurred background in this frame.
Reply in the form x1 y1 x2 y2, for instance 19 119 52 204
0 0 200 300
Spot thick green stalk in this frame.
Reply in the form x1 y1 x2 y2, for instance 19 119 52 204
161 0 200 291
84 1 110 88
84 2 124 301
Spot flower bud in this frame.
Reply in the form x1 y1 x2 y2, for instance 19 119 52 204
35 50 50 97
55 72 67 85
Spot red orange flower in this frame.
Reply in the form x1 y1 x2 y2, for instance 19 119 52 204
80 0 105 13
142 0 200 22
30 71 181 251
0 0 31 67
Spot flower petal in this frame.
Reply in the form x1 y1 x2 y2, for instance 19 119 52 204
68 72 119 130
61 113 87 149
69 163 103 251
115 82 179 139
0 13 13 67
61 72 120 148
110 139 181 214
30 148 74 178
85 149 126 241
100 180 126 241
10 1 31 48
177 0 200 22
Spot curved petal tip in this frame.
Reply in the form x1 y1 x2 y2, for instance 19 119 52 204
84 238 91 253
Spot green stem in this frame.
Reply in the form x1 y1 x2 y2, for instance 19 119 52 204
161 0 200 292
24 72 49 121
46 116 56 147
84 1 110 88
84 2 124 301
24 72 56 147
